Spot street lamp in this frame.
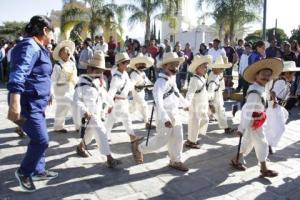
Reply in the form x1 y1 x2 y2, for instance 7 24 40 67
262 0 267 41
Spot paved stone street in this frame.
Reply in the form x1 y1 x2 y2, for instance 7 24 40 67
1 83 300 200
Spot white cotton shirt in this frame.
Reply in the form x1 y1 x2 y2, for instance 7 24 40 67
208 48 226 62
239 53 250 75
94 42 108 53
108 70 133 99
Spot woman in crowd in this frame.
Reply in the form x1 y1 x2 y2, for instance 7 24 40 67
7 15 58 192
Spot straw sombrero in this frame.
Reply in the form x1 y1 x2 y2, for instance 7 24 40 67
130 53 154 69
282 61 300 72
115 52 130 65
161 52 185 66
243 58 283 83
88 51 110 70
188 55 212 73
210 56 232 69
53 40 75 61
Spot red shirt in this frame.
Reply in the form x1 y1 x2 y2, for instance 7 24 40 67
147 46 159 59
108 41 117 57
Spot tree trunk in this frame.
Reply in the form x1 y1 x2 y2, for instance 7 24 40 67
145 13 151 43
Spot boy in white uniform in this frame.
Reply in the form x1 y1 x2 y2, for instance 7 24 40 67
231 58 283 178
265 61 300 154
51 40 77 133
207 56 234 134
73 51 121 168
129 53 155 129
185 55 212 148
105 52 143 164
139 52 189 172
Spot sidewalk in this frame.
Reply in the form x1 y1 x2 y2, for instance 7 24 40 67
1 83 300 200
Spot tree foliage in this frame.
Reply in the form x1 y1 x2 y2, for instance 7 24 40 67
0 21 27 40
61 0 124 40
245 28 288 44
125 0 181 42
198 0 262 43
290 26 300 42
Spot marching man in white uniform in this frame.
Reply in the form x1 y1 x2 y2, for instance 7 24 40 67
105 52 143 164
185 55 212 149
231 58 283 178
129 53 155 129
139 52 189 172
265 61 300 154
51 40 77 133
207 56 234 134
73 51 121 168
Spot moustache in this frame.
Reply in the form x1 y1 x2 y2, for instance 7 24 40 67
169 69 177 74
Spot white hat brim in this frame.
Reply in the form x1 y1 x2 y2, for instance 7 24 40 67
210 63 232 69
243 58 284 83
53 40 75 61
189 57 212 73
161 57 185 66
130 56 154 69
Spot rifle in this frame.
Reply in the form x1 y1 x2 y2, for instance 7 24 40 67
80 117 92 156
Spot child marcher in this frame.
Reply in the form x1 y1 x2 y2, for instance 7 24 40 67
265 61 300 154
129 53 155 129
139 52 189 172
51 40 77 133
185 55 212 148
231 58 283 178
207 56 235 134
73 51 121 168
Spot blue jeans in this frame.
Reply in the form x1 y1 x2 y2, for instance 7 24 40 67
20 113 49 176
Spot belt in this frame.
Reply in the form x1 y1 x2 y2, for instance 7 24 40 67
277 98 286 106
114 96 127 101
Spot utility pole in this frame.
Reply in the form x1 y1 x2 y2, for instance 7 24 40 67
262 0 267 40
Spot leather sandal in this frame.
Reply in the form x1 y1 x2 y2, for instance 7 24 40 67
184 140 201 149
260 169 278 178
230 159 246 171
107 158 122 168
76 145 89 158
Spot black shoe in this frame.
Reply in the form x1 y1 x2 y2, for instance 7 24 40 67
32 170 58 181
15 169 36 192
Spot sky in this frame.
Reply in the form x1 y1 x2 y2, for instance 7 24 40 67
0 0 299 40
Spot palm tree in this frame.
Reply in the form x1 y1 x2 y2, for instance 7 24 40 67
125 0 181 43
198 0 262 43
61 0 123 40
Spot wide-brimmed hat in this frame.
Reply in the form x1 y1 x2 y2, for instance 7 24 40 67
188 55 212 73
243 58 283 83
161 52 185 66
282 61 300 72
210 56 232 69
53 40 75 61
87 51 110 70
115 52 130 65
130 53 154 69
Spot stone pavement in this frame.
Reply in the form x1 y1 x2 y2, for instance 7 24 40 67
1 83 300 200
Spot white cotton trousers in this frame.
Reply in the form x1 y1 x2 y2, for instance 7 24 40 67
213 102 228 129
105 99 135 136
53 84 73 130
83 116 111 155
139 112 183 162
188 111 209 143
131 90 149 123
241 126 269 162
265 103 289 147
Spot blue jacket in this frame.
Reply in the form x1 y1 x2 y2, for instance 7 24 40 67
7 38 52 115
248 51 264 66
